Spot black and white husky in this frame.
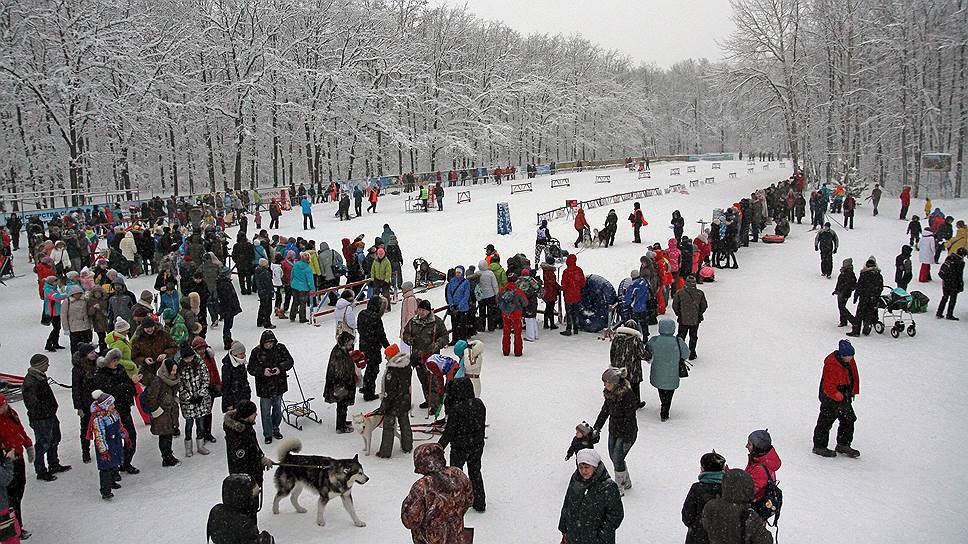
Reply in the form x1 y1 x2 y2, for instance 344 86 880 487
271 438 369 527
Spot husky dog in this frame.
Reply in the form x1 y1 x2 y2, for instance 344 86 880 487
271 438 369 527
581 228 594 248
352 411 400 456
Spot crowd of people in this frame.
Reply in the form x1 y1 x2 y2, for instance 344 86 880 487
0 164 964 544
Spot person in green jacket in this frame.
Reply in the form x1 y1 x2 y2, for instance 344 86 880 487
161 308 189 345
370 247 393 301
559 448 624 544
647 319 690 421
419 184 429 212
105 318 138 377
488 255 508 288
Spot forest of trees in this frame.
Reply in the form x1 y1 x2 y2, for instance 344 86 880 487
0 0 964 208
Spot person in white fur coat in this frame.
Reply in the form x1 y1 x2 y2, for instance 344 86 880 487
453 339 484 398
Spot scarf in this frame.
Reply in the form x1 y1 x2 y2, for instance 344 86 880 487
698 471 724 485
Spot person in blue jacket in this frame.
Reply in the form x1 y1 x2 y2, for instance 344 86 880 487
446 266 471 343
288 253 315 323
623 275 651 338
300 196 314 230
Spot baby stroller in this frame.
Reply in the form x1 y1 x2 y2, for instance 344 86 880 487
874 286 916 338
413 257 446 288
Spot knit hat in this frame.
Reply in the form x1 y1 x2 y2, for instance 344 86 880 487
29 354 49 369
838 339 855 357
401 281 414 292
748 429 772 452
67 285 84 296
417 299 432 311
575 449 601 467
259 258 269 267
630 269 639 279
141 316 158 329
114 317 130 333
576 422 593 436
230 340 246 356
601 367 624 384
384 343 401 359
179 343 196 360
139 290 154 305
700 451 727 472
78 342 96 357
66 270 79 280
161 308 177 322
235 399 257 420
866 256 877 267
191 336 209 350
91 389 109 402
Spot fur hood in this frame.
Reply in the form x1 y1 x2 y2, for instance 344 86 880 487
387 352 410 368
614 325 642 340
222 409 248 433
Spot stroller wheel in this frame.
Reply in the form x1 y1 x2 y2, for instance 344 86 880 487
873 321 884 334
907 324 917 337
890 327 900 338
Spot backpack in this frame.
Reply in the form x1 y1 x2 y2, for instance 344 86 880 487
497 287 520 313
752 463 783 526
909 290 930 313
938 259 951 282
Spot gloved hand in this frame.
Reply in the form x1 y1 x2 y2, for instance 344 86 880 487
26 446 35 463
262 457 275 470
591 428 601 441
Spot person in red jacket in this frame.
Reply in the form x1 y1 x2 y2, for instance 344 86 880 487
813 340 860 458
497 276 528 357
899 186 911 220
34 256 56 301
744 429 781 514
574 209 590 248
559 254 586 336
0 394 33 538
540 257 560 330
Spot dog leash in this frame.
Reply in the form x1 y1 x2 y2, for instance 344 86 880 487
271 461 333 469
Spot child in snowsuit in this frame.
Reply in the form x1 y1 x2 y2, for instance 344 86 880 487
564 422 600 462
907 216 921 249
86 391 128 500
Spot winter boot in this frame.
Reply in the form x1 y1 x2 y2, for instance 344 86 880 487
835 445 860 458
195 438 211 455
82 449 92 464
162 455 181 467
812 446 836 457
184 439 194 458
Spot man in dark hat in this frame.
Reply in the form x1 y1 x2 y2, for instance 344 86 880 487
402 299 449 409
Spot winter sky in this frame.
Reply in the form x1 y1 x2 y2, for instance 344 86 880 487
448 0 735 67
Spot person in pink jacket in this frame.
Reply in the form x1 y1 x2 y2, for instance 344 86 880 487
399 281 418 347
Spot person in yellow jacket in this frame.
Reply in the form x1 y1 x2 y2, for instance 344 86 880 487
105 317 138 377
947 220 968 256
370 247 393 300
306 246 321 291
924 197 933 220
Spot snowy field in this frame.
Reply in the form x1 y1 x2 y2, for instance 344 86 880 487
2 160 967 543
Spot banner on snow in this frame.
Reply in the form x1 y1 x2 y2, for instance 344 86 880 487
497 202 512 235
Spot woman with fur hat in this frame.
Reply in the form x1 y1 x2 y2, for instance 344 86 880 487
145 358 181 467
222 400 272 490
220 341 251 414
593 367 638 495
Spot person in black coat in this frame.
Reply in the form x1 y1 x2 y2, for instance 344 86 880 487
814 223 839 278
848 257 884 336
186 272 210 330
221 342 252 413
22 354 69 480
323 332 357 433
223 401 272 490
937 248 966 320
593 367 638 494
91 350 140 473
207 474 274 544
231 234 255 295
603 209 618 247
246 330 293 444
671 210 685 241
216 268 242 350
833 259 857 328
700 469 773 544
438 377 486 512
71 343 99 463
681 452 726 544
894 245 913 290
252 259 275 329
356 296 390 401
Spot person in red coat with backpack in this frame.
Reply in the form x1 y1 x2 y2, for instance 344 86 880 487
744 429 781 521
559 254 585 336
813 340 860 459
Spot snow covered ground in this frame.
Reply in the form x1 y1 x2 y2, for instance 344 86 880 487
2 160 966 543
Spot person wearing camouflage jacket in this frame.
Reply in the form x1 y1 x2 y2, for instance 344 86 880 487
401 443 473 544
